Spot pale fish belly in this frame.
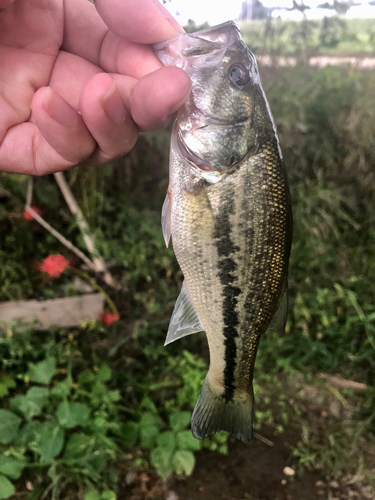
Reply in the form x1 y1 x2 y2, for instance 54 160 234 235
169 140 291 401
169 146 227 391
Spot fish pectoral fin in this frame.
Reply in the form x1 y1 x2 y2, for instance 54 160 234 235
165 280 203 346
161 190 172 248
268 284 288 335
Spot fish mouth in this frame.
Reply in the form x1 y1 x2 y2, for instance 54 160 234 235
153 21 243 69
181 107 250 130
183 21 242 49
199 115 250 129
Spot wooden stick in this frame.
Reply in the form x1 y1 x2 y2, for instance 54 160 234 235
24 178 118 290
25 206 97 272
253 432 274 447
318 373 367 392
53 172 116 287
26 177 33 206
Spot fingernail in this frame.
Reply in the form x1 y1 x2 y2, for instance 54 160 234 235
44 87 77 127
153 0 184 34
102 83 126 124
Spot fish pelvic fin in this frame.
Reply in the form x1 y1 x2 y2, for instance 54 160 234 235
191 377 254 443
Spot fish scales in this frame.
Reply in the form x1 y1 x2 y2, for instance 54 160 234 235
154 21 292 443
171 137 290 391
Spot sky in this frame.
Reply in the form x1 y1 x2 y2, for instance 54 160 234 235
163 0 375 25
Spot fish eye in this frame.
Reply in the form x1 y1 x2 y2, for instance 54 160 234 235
228 63 250 87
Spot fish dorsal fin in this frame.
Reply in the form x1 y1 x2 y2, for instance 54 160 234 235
165 281 203 346
161 190 172 248
268 284 288 335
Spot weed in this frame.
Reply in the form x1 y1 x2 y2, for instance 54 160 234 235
0 324 128 499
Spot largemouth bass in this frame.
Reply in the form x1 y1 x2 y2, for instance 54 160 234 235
154 21 292 443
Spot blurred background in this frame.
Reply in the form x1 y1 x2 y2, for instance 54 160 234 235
0 1 374 499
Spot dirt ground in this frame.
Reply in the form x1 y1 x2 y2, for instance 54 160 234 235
123 375 374 500
123 427 372 500
170 431 322 500
122 427 339 500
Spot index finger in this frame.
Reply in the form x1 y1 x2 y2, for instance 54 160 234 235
63 0 183 76
95 0 183 44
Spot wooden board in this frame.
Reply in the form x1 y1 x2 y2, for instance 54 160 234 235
0 294 104 329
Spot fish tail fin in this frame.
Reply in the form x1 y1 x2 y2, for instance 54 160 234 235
191 377 253 443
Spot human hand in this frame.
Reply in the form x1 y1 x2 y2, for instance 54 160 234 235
0 0 191 175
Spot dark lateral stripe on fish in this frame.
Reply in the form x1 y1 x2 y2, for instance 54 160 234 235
213 189 241 402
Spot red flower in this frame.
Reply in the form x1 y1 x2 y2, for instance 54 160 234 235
24 206 41 220
37 254 70 278
99 313 120 326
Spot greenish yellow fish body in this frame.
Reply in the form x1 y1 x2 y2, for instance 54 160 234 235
154 21 292 443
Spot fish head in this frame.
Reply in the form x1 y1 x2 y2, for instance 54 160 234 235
154 21 274 182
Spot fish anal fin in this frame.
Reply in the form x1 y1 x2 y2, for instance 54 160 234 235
268 284 288 335
162 190 172 248
191 377 254 443
165 281 203 346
